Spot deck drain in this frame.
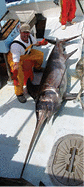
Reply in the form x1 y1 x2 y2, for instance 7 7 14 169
48 134 84 186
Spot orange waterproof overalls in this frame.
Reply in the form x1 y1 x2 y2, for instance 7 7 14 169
7 49 43 96
60 0 76 25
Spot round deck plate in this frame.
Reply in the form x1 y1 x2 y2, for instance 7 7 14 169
48 134 84 186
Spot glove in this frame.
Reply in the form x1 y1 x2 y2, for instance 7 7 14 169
38 38 48 46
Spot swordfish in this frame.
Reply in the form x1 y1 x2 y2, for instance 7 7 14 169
20 35 80 178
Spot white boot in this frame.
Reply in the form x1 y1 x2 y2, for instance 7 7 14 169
61 25 66 30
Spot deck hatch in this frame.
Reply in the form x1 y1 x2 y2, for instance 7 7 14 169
48 134 84 186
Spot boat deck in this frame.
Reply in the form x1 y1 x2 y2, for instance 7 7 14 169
0 14 84 186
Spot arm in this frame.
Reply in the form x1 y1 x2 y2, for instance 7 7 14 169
10 44 20 85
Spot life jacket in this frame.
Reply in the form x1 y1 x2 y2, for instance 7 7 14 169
11 35 33 55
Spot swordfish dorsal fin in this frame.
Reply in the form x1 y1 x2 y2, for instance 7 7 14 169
64 48 78 60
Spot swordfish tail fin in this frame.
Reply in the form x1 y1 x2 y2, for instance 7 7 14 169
60 35 81 44
20 110 47 178
45 35 81 45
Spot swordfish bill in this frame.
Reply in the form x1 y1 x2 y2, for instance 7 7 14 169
20 36 79 178
20 111 46 178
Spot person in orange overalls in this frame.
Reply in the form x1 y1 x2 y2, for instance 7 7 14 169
60 0 76 29
7 23 48 103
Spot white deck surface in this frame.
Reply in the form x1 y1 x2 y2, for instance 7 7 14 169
0 13 84 186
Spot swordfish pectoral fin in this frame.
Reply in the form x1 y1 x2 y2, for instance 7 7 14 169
64 48 78 60
63 92 84 101
63 93 79 100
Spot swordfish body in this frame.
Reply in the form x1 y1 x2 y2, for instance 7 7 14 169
20 35 79 178
36 38 68 122
27 36 79 124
